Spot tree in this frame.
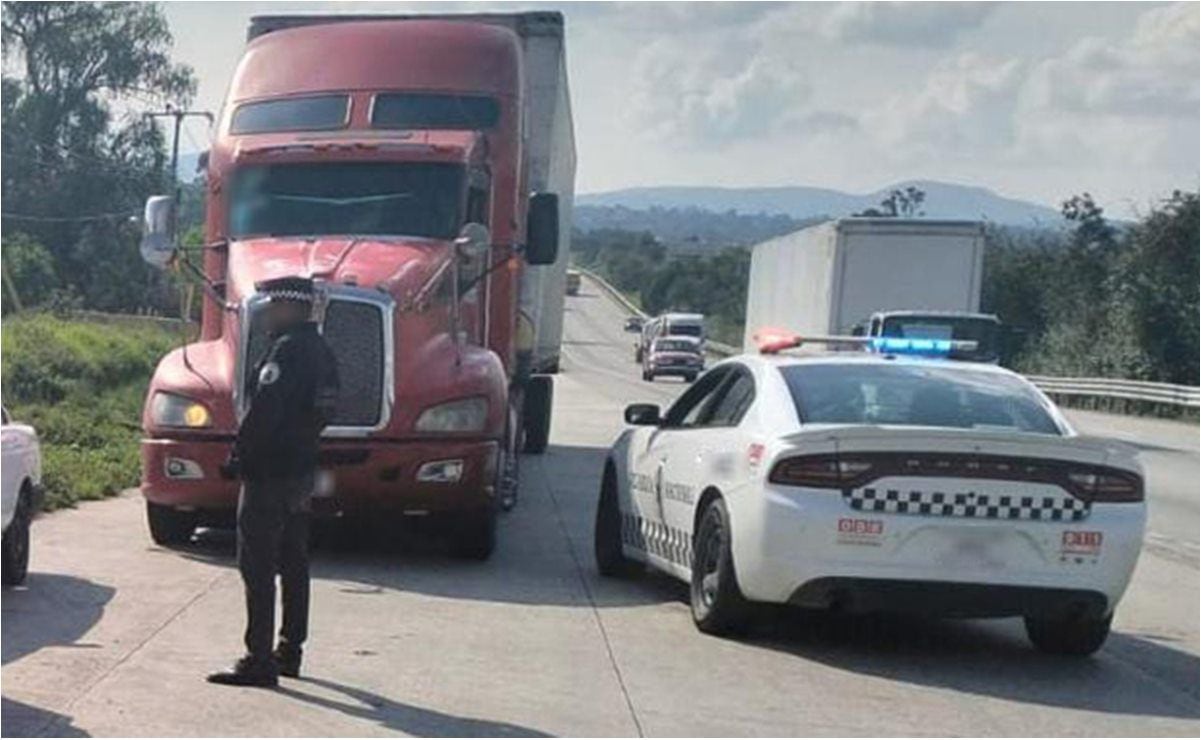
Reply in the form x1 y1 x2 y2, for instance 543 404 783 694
1 2 195 312
854 186 926 217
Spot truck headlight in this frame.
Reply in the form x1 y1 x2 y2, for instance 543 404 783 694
151 392 212 428
415 397 488 433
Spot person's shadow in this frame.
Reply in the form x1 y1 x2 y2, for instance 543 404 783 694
275 675 552 738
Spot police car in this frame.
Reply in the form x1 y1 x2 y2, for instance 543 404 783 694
593 331 1146 655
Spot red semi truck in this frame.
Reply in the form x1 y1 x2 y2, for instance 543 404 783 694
137 13 575 558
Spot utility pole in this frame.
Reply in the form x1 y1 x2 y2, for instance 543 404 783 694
145 105 214 244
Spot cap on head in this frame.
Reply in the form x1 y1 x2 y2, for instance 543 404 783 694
255 276 314 304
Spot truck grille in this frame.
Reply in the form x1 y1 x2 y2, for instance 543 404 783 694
244 298 387 428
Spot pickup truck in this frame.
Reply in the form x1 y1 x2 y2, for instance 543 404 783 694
2 406 43 585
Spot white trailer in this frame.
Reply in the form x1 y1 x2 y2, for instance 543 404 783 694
743 218 985 351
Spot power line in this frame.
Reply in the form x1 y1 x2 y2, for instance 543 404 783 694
1 209 138 223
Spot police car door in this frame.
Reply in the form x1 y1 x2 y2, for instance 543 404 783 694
638 367 732 575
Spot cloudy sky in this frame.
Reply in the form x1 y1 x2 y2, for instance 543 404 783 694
163 1 1199 217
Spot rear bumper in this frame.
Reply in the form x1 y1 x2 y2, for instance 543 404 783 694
789 578 1109 619
142 436 499 514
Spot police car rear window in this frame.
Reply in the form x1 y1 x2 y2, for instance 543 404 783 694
230 95 350 135
782 364 1062 434
372 93 500 130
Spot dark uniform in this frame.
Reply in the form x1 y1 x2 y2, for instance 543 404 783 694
209 277 338 687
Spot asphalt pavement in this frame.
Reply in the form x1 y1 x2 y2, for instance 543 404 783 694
2 275 1197 736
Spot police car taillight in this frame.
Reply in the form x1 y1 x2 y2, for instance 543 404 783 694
1066 469 1144 503
769 455 873 488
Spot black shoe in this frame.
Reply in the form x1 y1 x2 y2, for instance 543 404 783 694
273 644 303 678
207 656 278 687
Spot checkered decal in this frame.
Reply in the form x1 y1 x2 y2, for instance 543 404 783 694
622 513 692 567
845 487 1090 521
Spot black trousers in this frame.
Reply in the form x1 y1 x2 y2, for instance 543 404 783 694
237 474 312 663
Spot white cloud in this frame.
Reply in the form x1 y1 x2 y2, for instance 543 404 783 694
1026 1 1199 118
819 2 996 47
625 39 812 146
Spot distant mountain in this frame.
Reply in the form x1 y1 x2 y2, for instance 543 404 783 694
577 180 1062 227
573 205 823 250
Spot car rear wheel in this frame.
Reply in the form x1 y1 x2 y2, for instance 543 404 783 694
1024 613 1112 656
146 501 197 546
2 488 32 586
595 467 638 577
690 497 750 635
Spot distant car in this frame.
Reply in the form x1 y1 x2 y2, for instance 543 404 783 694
853 310 1002 363
566 269 582 296
2 406 43 585
596 348 1145 655
624 316 644 333
642 336 704 383
636 312 705 364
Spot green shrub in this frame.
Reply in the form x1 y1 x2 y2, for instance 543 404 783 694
2 313 176 509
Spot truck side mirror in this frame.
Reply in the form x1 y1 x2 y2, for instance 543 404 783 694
139 195 177 269
525 192 559 266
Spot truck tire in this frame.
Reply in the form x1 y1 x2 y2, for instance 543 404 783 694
448 508 496 560
2 487 32 586
690 497 751 635
634 346 643 364
522 375 553 455
1025 613 1112 656
595 466 639 577
146 501 197 546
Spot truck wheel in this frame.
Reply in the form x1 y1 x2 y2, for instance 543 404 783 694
634 347 643 364
522 375 553 455
2 487 32 586
449 508 496 560
1025 613 1112 656
594 466 638 577
146 501 197 546
690 497 751 635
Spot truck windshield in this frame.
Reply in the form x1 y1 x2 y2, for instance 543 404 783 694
880 316 1000 362
228 162 464 240
668 324 703 338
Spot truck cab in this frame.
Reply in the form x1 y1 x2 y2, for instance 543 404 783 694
137 14 574 559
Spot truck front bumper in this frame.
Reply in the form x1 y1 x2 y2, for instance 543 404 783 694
142 437 500 515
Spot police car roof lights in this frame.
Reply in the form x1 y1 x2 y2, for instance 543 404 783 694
753 326 978 357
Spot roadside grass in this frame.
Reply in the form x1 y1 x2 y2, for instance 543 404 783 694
2 313 177 510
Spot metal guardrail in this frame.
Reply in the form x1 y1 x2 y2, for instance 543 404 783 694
1028 376 1200 409
577 267 1200 410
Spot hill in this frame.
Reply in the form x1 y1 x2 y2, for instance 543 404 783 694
577 180 1062 227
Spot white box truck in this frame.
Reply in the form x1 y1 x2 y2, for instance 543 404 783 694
743 218 987 351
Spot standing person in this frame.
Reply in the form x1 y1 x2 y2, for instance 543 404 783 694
208 277 339 687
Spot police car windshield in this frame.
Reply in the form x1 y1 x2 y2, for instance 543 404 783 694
782 363 1062 434
229 162 464 240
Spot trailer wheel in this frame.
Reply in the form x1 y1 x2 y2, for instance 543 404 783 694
146 501 197 546
522 375 553 455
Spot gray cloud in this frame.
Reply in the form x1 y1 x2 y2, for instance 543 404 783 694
820 2 996 48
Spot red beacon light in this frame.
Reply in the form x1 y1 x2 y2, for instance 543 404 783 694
754 327 804 354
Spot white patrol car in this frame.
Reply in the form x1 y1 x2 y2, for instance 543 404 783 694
593 336 1146 655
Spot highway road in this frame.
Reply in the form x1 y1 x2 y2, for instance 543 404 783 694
3 275 1197 736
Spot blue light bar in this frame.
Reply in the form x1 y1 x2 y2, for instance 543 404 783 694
869 337 954 355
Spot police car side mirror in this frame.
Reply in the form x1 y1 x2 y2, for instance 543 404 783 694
139 195 177 269
624 403 661 426
525 192 559 266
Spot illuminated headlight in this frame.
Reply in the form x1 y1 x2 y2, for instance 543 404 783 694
151 392 212 428
414 397 488 433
